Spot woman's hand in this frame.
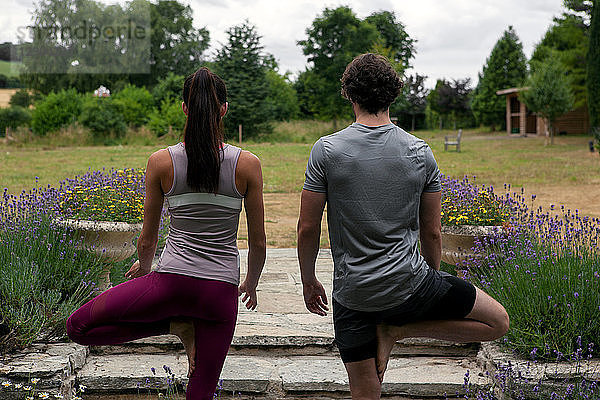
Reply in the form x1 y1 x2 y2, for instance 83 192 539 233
238 278 258 310
125 260 150 279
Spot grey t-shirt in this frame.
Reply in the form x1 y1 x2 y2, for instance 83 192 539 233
303 123 441 312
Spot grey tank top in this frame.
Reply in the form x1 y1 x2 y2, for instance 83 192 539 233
155 142 244 285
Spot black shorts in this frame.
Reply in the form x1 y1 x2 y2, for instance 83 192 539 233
333 268 477 363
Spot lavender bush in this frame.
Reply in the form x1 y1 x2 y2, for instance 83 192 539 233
0 186 104 351
1 169 170 351
465 187 600 361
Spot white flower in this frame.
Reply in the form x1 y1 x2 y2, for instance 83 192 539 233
31 378 40 384
78 384 86 393
39 393 50 399
15 383 23 388
24 386 32 391
1 381 11 387
53 394 64 399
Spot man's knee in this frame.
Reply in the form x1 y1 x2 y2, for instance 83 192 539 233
495 307 510 338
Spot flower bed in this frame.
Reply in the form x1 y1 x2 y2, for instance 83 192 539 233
0 169 170 351
441 176 509 227
58 168 145 223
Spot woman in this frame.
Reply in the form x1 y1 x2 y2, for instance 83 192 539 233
67 67 266 399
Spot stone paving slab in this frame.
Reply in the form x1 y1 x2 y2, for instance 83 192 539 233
77 353 488 397
0 343 87 397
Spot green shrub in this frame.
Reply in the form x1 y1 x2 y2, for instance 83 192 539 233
113 84 155 127
9 89 32 108
152 72 185 105
79 97 127 139
31 89 82 135
0 73 21 88
0 106 31 137
147 99 186 137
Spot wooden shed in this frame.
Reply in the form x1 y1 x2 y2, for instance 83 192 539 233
496 87 589 136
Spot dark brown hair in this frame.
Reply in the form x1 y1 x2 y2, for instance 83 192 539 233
341 53 404 115
182 67 227 193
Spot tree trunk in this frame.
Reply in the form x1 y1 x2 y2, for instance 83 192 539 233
439 118 443 131
550 121 555 145
411 114 416 132
332 118 338 131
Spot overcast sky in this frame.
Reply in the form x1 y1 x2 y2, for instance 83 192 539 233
1 0 566 88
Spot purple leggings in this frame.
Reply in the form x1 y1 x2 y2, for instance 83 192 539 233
66 271 238 400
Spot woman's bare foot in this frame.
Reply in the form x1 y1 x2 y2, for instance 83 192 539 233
170 319 196 378
375 324 402 383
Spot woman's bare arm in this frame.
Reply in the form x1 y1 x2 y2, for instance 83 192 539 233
236 150 266 309
126 149 170 279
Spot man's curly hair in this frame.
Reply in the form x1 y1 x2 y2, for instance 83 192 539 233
341 53 404 115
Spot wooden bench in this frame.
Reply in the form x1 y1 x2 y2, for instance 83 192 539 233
444 129 462 152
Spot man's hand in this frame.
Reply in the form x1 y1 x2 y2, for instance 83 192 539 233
238 278 258 310
125 260 150 279
303 278 329 316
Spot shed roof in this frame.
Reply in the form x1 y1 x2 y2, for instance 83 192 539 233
496 87 530 96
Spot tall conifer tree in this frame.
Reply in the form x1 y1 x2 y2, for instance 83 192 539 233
213 21 271 139
471 26 527 131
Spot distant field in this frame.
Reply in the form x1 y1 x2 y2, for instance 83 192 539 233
0 60 23 78
2 129 599 195
1 128 599 247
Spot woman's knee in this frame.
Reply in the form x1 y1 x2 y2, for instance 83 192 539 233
66 312 87 344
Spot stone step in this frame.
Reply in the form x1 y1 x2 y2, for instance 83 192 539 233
77 353 489 399
89 313 479 358
91 334 479 359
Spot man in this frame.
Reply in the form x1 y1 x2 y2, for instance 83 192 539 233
297 53 509 400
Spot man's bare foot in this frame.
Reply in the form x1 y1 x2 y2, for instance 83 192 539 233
375 324 402 383
170 319 195 378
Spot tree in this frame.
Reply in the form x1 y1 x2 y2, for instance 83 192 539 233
531 8 589 108
213 21 272 139
393 74 429 131
429 78 473 130
471 26 528 131
364 11 416 74
298 6 379 122
588 0 600 149
520 62 574 145
21 0 208 93
148 0 209 82
265 69 299 121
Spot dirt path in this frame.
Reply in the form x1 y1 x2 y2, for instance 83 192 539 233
237 185 600 249
0 89 18 108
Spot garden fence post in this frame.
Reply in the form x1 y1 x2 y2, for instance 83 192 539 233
239 124 242 145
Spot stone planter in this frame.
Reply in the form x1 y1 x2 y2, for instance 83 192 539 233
441 225 499 275
55 219 142 290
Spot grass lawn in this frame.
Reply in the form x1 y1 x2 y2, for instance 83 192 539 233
0 60 23 78
2 127 599 247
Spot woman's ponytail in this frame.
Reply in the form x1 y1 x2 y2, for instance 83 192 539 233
182 67 227 193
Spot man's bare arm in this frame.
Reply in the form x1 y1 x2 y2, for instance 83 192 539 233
297 189 329 315
419 191 442 270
